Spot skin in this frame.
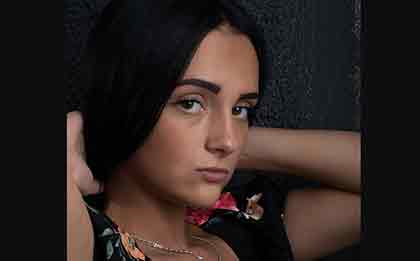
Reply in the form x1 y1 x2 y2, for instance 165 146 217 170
67 113 95 261
68 24 258 261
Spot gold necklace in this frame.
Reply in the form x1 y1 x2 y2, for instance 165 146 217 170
129 233 222 261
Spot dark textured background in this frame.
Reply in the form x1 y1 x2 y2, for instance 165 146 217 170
238 0 360 131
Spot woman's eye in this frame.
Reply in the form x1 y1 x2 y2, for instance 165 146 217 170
177 99 204 113
232 106 250 120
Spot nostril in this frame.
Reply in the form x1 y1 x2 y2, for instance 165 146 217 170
205 141 235 157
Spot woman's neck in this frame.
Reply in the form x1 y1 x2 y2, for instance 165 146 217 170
104 168 193 250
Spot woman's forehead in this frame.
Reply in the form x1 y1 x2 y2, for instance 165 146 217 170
182 28 259 93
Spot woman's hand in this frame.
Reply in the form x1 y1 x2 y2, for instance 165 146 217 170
67 111 103 196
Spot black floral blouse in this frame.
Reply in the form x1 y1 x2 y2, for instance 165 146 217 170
84 176 294 261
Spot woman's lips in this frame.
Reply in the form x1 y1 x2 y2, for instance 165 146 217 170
196 167 230 183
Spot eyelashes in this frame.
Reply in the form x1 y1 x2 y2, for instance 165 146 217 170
232 106 255 120
176 99 204 113
175 97 256 121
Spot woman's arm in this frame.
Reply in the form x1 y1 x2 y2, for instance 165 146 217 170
67 112 100 261
238 127 360 193
238 127 361 260
284 187 360 260
67 168 94 261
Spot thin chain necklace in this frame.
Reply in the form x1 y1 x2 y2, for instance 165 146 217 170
129 233 222 261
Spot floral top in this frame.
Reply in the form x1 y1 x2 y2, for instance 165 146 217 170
85 176 294 261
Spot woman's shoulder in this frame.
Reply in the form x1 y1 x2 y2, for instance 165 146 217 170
83 195 151 261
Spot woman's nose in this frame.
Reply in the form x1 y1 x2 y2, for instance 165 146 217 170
205 113 237 158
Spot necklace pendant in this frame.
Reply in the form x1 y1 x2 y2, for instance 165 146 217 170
197 256 204 260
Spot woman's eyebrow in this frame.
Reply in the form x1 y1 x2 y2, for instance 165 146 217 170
239 93 259 101
176 78 259 102
176 78 221 94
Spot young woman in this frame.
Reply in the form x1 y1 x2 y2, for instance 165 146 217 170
66 0 360 260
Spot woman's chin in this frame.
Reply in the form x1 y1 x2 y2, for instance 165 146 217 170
187 186 223 208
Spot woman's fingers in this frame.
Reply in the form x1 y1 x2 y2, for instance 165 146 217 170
67 111 103 195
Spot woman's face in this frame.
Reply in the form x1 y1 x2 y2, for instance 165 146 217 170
124 25 259 208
